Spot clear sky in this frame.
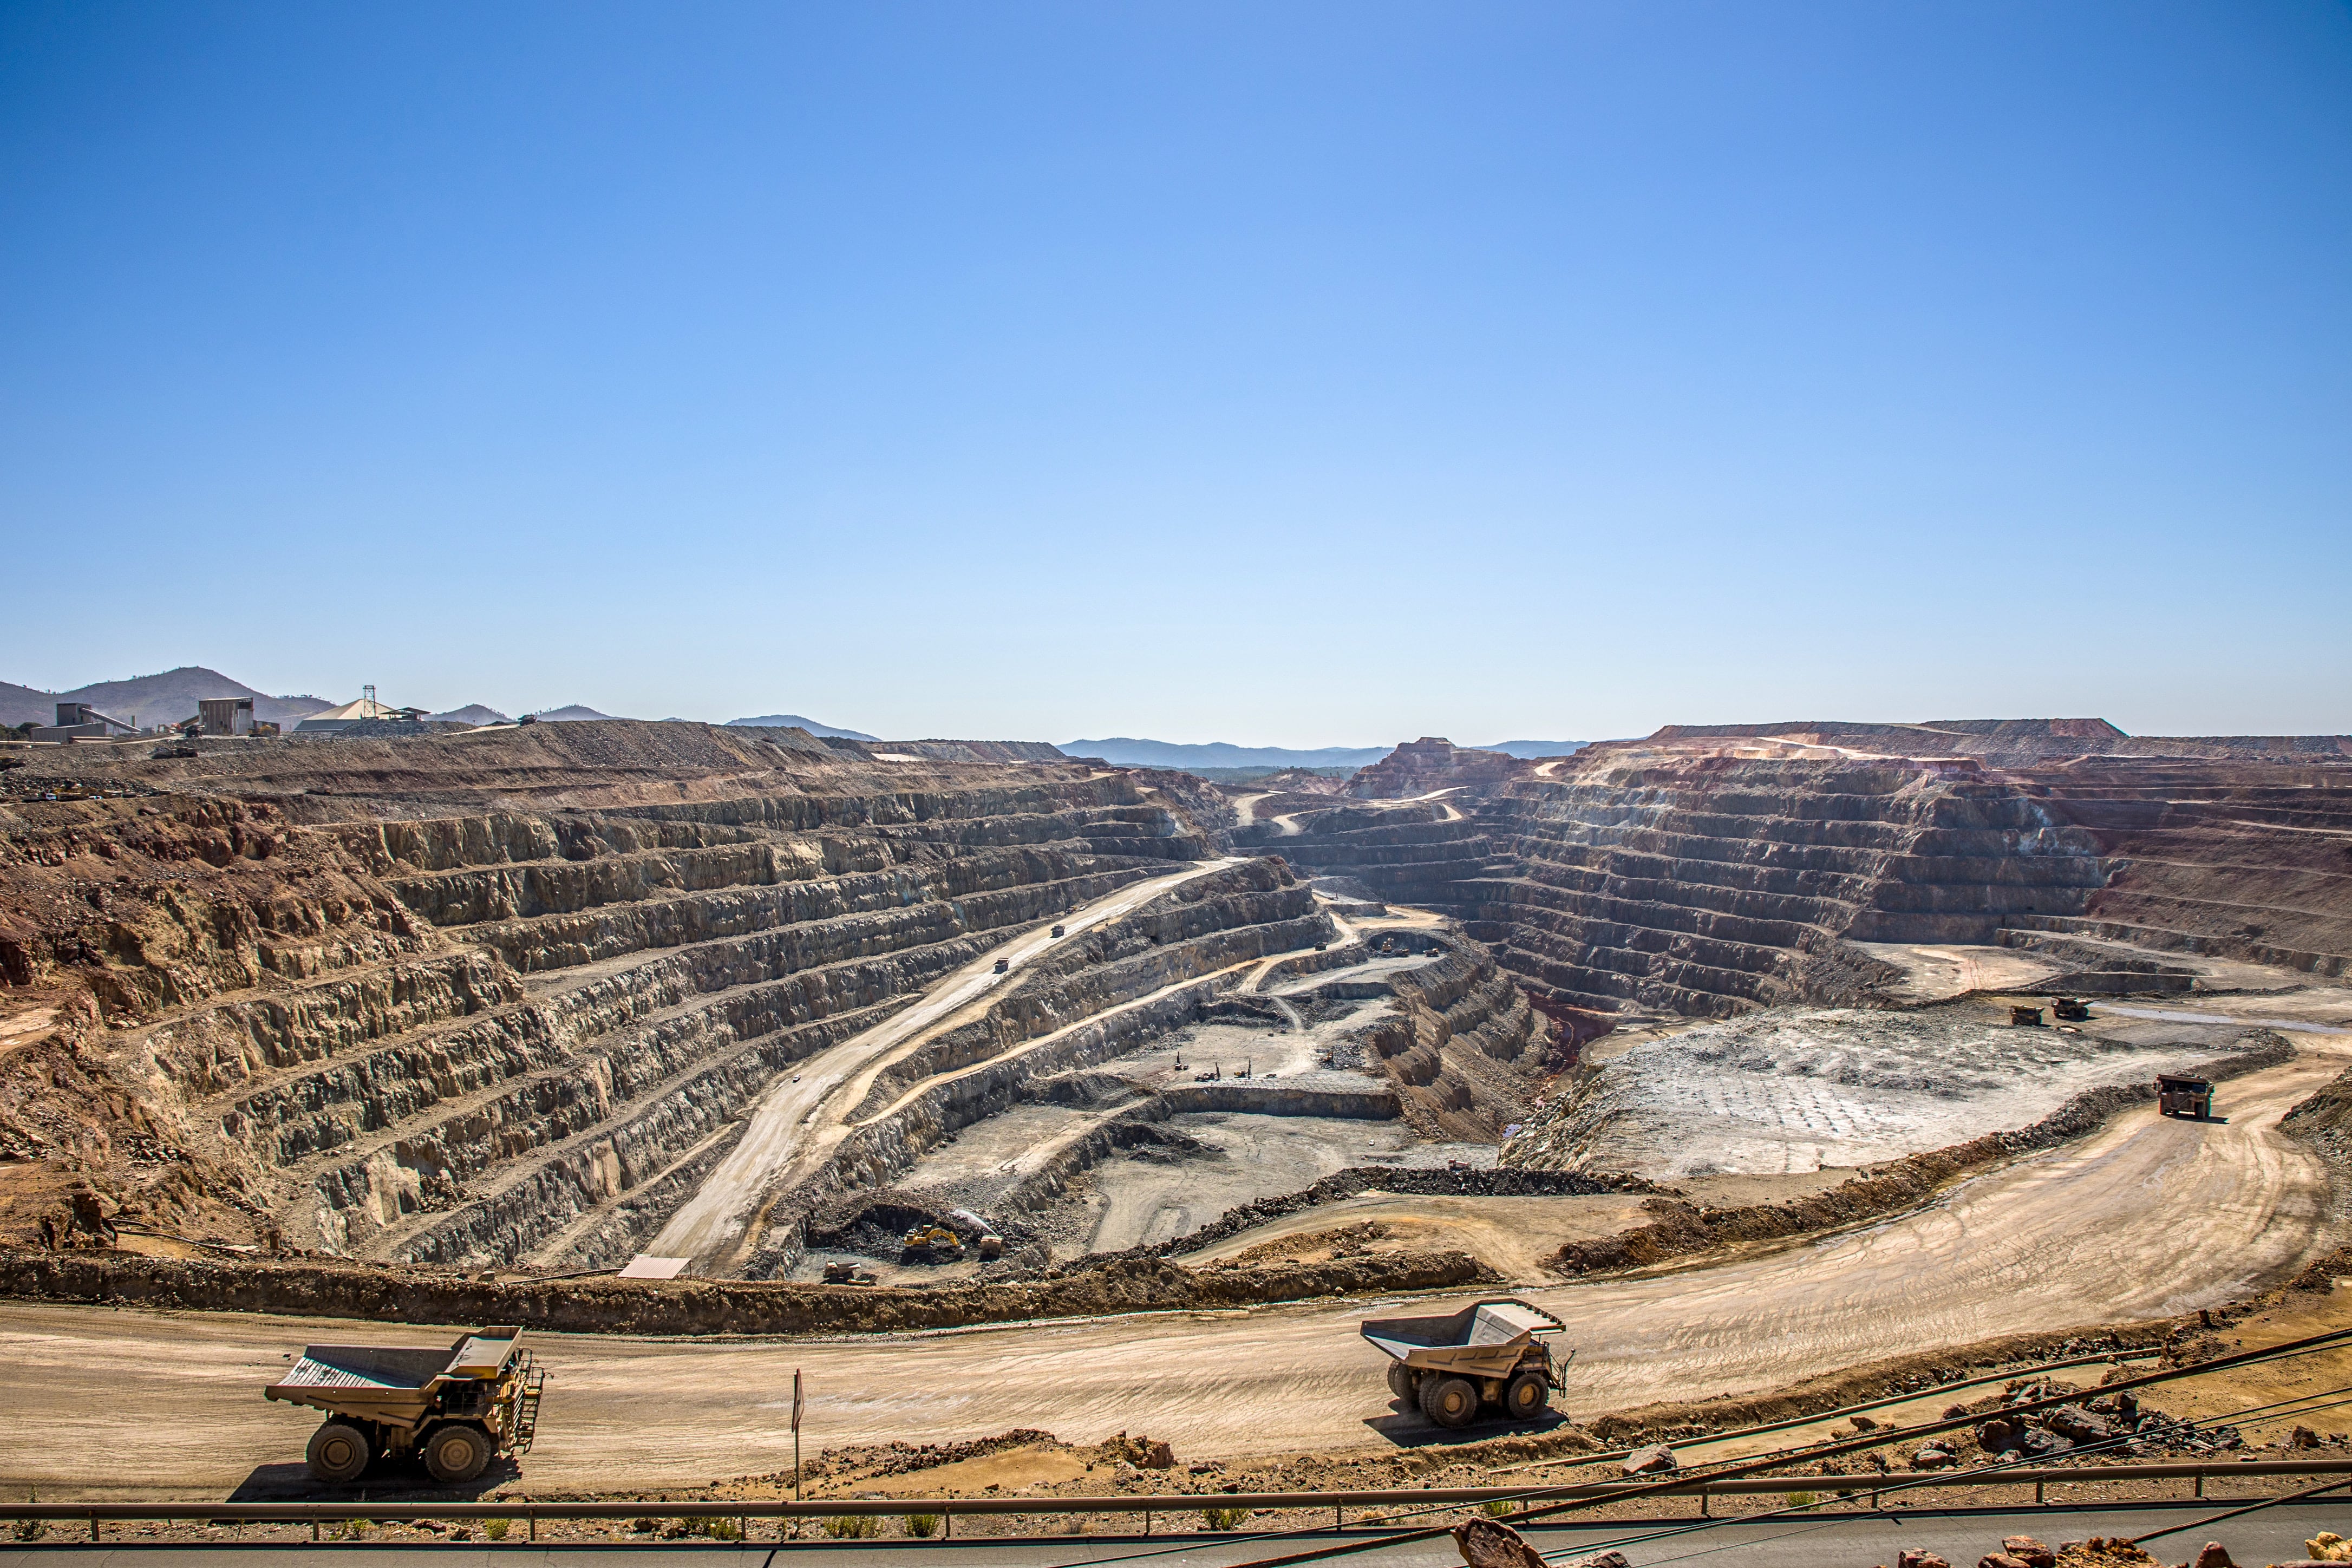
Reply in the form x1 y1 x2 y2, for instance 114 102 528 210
3 3 2347 744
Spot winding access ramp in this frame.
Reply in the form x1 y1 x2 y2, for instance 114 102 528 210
639 858 1247 1275
2 1041 2344 1499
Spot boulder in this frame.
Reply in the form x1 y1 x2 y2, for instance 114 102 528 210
2293 1425 2324 1449
1451 1519 1545 1568
1896 1553 1953 1568
1851 1414 1881 1431
2001 1537 2056 1567
2186 1544 2236 1568
1977 1418 2017 1452
1621 1443 1677 1475
2044 1405 2119 1444
1978 1556 2030 1568
1912 1445 1957 1469
2015 1426 2074 1459
2087 1390 2139 1422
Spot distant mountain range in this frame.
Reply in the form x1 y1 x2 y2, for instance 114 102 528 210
727 714 881 741
429 704 511 726
0 667 333 729
1064 737 1586 769
526 704 618 722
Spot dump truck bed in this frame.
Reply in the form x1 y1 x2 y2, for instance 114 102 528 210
1361 1298 1564 1377
266 1329 524 1429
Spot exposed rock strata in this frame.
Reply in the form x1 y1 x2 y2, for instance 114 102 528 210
1274 734 2352 1025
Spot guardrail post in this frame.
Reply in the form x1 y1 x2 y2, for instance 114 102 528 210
88 1511 98 1543
1142 1511 1150 1538
2196 1473 2205 1499
528 1511 537 1541
311 1520 319 1543
2035 1481 2045 1506
1336 1505 1344 1533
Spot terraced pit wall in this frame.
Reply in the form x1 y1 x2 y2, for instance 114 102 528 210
1263 759 2106 1019
0 727 1268 1265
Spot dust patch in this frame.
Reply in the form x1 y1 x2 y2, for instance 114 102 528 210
1510 1003 2253 1178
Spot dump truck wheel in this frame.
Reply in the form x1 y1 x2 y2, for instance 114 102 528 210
306 1422 371 1485
424 1423 492 1483
1504 1371 1549 1420
1386 1362 1417 1402
1419 1375 1479 1429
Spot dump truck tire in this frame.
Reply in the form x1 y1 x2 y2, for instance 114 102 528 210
1386 1362 1417 1402
1419 1375 1479 1428
424 1423 493 1483
1505 1371 1549 1420
306 1422 371 1485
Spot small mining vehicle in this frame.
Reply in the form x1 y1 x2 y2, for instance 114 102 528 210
903 1223 965 1263
1362 1297 1567 1428
265 1325 544 1484
2010 1004 2046 1026
2158 1073 2215 1120
2050 996 2093 1023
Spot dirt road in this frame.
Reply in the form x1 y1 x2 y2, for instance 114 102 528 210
5 1045 2342 1501
642 859 1243 1274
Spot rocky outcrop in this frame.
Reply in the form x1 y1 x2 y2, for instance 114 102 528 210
1346 739 1528 800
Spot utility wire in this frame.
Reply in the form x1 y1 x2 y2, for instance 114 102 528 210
1533 1377 2352 1568
1156 1325 2352 1568
1034 1330 2352 1568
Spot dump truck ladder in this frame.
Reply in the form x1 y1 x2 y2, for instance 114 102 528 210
511 1357 547 1454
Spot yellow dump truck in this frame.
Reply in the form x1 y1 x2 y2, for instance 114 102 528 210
1361 1297 1567 1428
265 1325 545 1485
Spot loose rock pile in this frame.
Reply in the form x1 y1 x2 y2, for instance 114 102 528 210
1969 1382 2240 1462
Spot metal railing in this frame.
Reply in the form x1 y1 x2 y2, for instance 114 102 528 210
4 1459 2350 1544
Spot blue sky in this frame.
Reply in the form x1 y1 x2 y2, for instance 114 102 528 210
3 2 2347 743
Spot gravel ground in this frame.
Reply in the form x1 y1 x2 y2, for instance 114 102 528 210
1527 1003 2241 1178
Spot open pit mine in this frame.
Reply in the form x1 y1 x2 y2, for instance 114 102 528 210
3 714 2351 1504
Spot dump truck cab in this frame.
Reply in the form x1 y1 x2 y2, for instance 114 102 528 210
1361 1297 1567 1429
265 1325 544 1485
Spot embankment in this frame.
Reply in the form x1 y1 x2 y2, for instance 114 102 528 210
0 1244 1489 1337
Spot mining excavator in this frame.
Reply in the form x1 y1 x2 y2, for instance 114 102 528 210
902 1224 965 1263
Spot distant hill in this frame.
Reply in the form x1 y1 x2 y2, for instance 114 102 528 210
1064 738 1391 769
527 704 619 722
728 714 881 741
1476 740 1588 759
429 704 511 726
0 667 332 729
